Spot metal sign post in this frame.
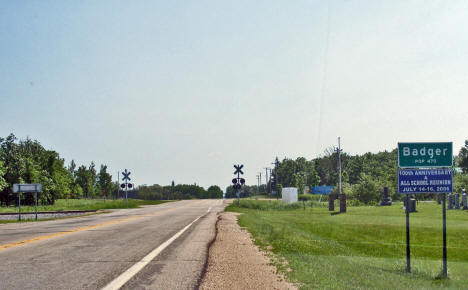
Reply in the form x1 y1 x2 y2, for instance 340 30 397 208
397 142 452 277
442 193 447 276
34 191 38 220
405 193 410 273
13 184 42 221
18 192 21 221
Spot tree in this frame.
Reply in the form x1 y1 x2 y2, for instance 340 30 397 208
314 153 338 185
97 165 113 198
453 171 468 193
351 173 381 204
88 162 97 197
276 184 283 198
0 161 7 192
0 134 114 203
303 160 320 188
276 159 297 187
0 134 69 205
68 160 77 179
70 183 83 199
75 165 94 198
458 140 468 173
0 134 25 205
138 184 167 200
293 172 306 195
50 157 72 200
207 185 223 199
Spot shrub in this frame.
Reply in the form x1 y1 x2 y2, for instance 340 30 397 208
231 200 302 211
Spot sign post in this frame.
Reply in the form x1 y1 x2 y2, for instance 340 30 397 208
442 193 447 276
35 191 37 220
13 184 42 221
405 193 410 272
18 192 21 221
398 142 452 277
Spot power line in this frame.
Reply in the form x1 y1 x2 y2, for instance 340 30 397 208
315 4 332 156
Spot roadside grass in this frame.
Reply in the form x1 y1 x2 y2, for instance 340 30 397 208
0 199 171 213
227 200 468 289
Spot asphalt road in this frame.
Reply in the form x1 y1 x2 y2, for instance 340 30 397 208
0 199 225 290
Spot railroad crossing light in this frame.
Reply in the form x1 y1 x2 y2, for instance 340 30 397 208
232 178 238 184
128 183 133 189
120 184 126 189
240 178 245 185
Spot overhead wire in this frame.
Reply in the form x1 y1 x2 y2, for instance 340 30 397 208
315 4 331 157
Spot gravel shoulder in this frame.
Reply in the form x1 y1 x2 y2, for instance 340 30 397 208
0 210 100 221
199 210 297 290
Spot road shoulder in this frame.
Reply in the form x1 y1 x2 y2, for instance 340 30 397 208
199 211 297 290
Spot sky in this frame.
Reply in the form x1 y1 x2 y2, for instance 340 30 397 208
1 1 468 189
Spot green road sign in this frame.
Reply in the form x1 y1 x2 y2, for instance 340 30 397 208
398 142 452 167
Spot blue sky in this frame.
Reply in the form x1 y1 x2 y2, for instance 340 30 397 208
1 1 467 188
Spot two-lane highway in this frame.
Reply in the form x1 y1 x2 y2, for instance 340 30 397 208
0 199 225 290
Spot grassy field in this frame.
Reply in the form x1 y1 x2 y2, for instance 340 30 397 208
0 199 171 213
227 200 468 289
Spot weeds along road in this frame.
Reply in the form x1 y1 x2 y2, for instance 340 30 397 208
0 199 225 290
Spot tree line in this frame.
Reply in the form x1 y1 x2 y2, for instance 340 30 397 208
226 141 468 204
3 133 468 205
0 134 115 206
138 183 223 200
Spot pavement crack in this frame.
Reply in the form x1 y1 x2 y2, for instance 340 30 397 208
195 212 220 290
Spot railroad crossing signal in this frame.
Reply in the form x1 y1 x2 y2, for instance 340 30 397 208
120 169 133 207
234 164 244 175
232 178 244 184
232 165 246 203
122 169 131 182
121 183 133 189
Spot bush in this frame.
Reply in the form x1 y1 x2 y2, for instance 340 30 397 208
454 173 468 193
346 199 364 207
298 194 313 202
230 200 302 211
349 174 380 204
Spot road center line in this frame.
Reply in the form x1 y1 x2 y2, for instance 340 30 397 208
0 201 204 251
101 206 212 290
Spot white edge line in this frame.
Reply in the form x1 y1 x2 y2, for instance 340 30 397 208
102 206 212 290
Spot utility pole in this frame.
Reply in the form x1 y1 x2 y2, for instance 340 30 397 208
259 172 262 192
117 171 120 199
264 168 269 194
265 167 272 194
272 157 279 199
337 137 346 213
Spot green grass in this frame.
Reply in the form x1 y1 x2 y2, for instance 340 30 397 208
0 198 171 213
227 200 468 289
